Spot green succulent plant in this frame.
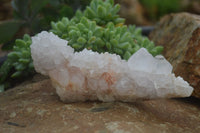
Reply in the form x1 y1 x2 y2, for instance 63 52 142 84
51 0 163 60
0 34 35 91
128 25 163 56
84 0 125 25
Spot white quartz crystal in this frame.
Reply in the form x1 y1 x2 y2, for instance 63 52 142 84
31 31 193 102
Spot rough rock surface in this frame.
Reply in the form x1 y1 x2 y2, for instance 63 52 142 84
0 79 200 133
149 13 200 98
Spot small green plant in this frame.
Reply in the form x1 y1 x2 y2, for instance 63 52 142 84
84 0 124 25
0 34 34 92
51 0 163 60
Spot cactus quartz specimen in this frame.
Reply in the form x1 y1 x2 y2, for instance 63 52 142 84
31 31 193 103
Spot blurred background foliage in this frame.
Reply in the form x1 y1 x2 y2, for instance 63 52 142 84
116 0 200 25
139 0 182 21
138 0 200 21
0 0 91 50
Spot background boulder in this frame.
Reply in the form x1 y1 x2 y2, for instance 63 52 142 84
149 13 200 98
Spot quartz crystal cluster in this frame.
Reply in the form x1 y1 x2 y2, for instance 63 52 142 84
31 31 193 102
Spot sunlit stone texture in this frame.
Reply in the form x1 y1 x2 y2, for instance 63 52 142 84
31 31 193 103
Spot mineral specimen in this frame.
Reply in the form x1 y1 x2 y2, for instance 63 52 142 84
31 31 193 103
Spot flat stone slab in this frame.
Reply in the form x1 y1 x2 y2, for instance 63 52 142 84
0 79 200 133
